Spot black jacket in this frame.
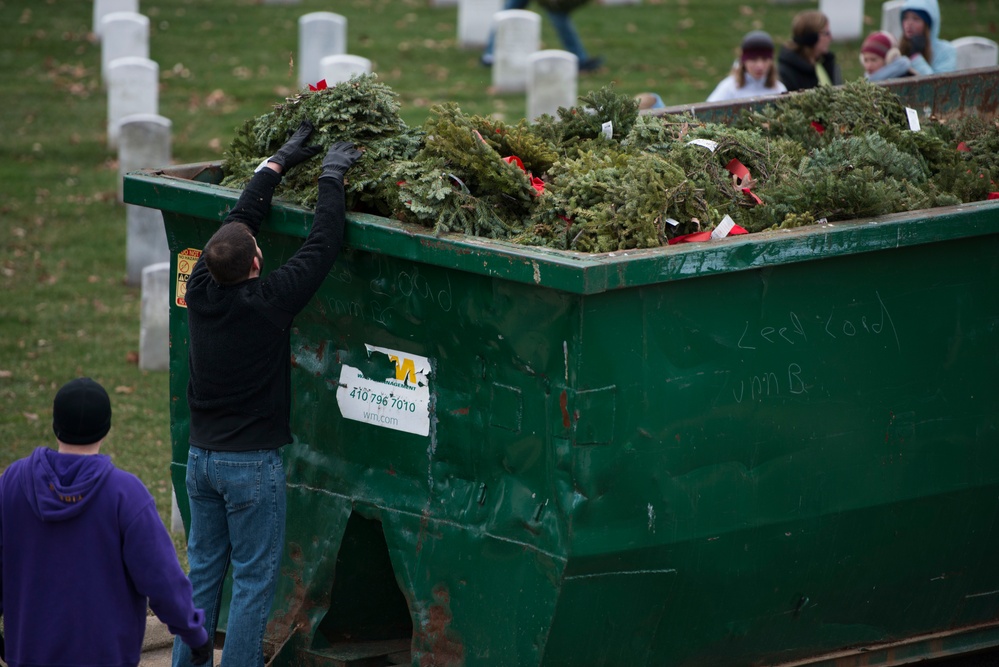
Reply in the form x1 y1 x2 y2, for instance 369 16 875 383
777 46 843 92
185 168 347 451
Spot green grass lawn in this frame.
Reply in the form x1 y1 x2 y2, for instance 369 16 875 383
1 0 996 533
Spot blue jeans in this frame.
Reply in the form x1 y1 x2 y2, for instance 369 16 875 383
172 447 286 667
482 0 590 61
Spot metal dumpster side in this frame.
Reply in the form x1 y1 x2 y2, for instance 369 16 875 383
124 70 999 667
658 66 999 124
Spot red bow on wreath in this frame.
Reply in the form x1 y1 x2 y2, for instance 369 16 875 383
502 156 545 196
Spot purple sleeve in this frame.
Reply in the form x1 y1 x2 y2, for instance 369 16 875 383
0 477 5 620
121 497 209 649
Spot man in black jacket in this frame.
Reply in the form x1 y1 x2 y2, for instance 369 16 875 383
172 120 360 667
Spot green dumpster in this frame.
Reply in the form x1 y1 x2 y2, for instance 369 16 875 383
125 69 999 667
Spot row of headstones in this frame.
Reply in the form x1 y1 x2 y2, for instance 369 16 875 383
878 0 998 69
93 0 172 374
489 11 578 117
301 9 579 116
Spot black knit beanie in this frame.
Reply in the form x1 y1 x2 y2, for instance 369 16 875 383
52 377 112 445
741 30 775 61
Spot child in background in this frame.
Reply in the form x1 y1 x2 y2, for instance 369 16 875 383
707 31 787 102
636 92 666 110
861 31 915 81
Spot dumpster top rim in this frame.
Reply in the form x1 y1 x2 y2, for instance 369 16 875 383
123 164 999 295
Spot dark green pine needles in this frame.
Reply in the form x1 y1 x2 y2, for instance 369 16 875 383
221 75 999 253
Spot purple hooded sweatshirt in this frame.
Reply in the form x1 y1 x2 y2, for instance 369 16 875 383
0 447 208 667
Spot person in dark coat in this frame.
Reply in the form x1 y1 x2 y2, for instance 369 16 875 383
172 120 361 667
0 377 212 667
777 10 843 92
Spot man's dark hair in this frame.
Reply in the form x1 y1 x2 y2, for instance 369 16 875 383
203 223 256 286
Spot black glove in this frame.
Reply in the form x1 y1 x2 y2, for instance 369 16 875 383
319 141 363 182
909 33 927 55
268 119 322 171
190 638 213 665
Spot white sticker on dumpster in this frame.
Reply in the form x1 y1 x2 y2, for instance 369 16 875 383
336 345 431 436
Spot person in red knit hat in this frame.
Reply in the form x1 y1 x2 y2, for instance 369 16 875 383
860 30 915 81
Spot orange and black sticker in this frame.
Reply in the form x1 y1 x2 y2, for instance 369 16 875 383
176 248 201 308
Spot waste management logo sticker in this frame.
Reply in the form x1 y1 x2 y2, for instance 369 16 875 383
336 345 431 436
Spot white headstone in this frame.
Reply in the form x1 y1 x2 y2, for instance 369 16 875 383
120 114 171 284
93 0 139 38
527 50 577 121
171 486 184 534
319 54 373 86
140 261 171 371
118 113 171 202
126 206 169 287
492 10 541 93
298 12 347 90
100 12 149 81
107 57 158 150
457 0 504 49
820 0 863 42
880 0 904 41
952 36 999 70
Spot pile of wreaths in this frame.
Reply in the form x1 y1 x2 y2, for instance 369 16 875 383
221 74 999 253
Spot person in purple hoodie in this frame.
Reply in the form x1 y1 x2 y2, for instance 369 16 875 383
0 377 213 667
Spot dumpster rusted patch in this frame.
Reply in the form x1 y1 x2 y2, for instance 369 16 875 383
414 584 465 667
266 542 315 655
420 238 474 255
415 507 430 555
559 390 571 428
